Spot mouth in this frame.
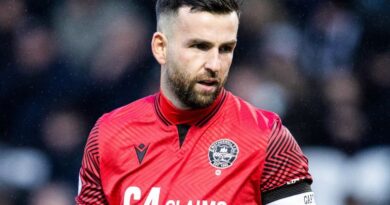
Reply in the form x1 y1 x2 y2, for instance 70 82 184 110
195 79 219 93
197 79 218 87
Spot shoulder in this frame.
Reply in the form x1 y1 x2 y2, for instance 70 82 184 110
225 91 281 131
99 94 157 126
89 94 159 159
90 94 158 143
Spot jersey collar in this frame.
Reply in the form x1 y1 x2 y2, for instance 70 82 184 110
155 89 227 126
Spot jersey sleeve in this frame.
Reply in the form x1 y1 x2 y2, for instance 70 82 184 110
75 118 109 205
260 118 314 204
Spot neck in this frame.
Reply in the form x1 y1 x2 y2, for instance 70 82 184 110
160 71 190 110
160 86 189 110
158 89 226 125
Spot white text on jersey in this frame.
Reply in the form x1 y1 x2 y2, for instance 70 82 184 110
124 186 227 205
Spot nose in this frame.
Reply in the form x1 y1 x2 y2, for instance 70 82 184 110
205 49 221 73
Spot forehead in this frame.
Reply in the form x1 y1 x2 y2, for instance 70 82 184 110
171 7 239 43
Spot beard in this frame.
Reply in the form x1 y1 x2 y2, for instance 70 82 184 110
167 67 226 109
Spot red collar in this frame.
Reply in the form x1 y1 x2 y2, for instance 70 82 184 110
156 89 226 126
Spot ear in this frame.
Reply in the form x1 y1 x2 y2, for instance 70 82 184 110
151 32 168 65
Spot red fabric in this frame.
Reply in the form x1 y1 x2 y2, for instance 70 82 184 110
76 91 312 205
158 89 224 125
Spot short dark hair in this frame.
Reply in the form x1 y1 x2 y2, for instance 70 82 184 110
156 0 242 20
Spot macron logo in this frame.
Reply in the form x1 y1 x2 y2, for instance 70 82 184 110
134 143 149 164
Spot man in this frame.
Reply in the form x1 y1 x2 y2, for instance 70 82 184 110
76 0 316 204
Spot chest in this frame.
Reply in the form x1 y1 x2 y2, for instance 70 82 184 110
100 122 268 205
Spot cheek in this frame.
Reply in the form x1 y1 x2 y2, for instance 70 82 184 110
168 45 189 66
170 49 202 76
167 53 191 80
220 56 233 74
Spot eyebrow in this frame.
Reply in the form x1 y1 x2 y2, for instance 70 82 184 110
186 39 237 46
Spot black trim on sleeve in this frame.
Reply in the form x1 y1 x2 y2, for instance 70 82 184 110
262 180 312 204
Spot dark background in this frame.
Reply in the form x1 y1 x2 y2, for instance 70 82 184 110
0 0 389 204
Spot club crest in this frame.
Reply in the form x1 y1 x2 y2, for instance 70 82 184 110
208 139 239 169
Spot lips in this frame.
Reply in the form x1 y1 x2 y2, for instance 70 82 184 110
197 79 218 86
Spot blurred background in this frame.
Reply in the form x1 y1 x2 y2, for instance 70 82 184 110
0 0 389 204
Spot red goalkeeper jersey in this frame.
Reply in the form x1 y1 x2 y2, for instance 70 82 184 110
76 89 312 205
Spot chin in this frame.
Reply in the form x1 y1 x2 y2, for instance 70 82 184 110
189 92 218 108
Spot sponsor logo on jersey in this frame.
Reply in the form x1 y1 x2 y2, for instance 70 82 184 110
208 139 239 169
124 186 227 205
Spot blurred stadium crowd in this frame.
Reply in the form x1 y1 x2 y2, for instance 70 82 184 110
0 0 389 204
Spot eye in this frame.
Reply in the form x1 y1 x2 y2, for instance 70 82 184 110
219 45 234 53
191 43 211 51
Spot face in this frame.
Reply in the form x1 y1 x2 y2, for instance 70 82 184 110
160 7 239 109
